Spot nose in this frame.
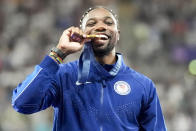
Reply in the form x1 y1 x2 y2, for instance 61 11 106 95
95 26 106 32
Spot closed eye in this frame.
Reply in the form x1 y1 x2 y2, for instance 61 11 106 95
104 17 114 26
105 21 113 25
86 19 96 27
86 22 96 27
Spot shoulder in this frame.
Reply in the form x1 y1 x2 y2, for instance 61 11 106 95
123 65 153 84
132 68 153 86
124 67 157 104
123 66 155 92
119 55 153 86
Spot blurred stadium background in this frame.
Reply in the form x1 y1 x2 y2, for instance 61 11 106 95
0 0 196 131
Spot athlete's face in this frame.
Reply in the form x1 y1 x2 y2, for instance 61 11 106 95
81 8 120 56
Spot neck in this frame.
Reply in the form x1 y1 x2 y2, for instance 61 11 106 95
95 49 116 65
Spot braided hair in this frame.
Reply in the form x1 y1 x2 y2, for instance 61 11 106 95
79 6 119 30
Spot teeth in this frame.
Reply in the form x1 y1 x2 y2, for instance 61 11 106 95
85 34 109 40
98 35 108 40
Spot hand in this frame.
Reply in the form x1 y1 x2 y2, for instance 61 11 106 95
56 26 90 56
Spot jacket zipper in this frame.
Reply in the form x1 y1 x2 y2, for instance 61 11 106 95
100 80 106 131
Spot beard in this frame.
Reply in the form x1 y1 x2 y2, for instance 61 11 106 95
88 30 119 57
92 41 115 57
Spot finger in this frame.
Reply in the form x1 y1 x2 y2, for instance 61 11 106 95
71 27 79 35
79 29 84 37
66 26 76 32
70 41 85 51
71 28 85 43
63 28 75 38
74 27 84 38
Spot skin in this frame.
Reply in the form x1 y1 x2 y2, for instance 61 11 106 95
56 7 120 65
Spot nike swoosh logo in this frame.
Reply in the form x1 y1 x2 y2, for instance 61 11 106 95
75 81 92 85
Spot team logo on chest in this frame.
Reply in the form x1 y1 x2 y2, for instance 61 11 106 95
114 81 131 95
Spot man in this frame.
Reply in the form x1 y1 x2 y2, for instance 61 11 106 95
12 6 167 131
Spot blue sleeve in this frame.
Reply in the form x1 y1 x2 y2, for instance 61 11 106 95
139 81 167 131
12 56 60 114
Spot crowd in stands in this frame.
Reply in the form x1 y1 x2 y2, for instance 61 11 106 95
0 0 195 130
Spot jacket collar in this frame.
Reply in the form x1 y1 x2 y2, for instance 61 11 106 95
77 43 124 83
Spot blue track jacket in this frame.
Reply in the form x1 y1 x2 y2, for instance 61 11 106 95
12 53 166 131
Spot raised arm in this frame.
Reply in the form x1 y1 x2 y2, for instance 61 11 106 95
12 27 88 114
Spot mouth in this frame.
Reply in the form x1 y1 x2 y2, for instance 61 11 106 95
86 33 111 46
97 34 109 40
92 33 110 41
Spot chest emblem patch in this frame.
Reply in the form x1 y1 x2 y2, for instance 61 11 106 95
114 81 131 95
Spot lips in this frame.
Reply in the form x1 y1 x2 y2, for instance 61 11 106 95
94 33 110 40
